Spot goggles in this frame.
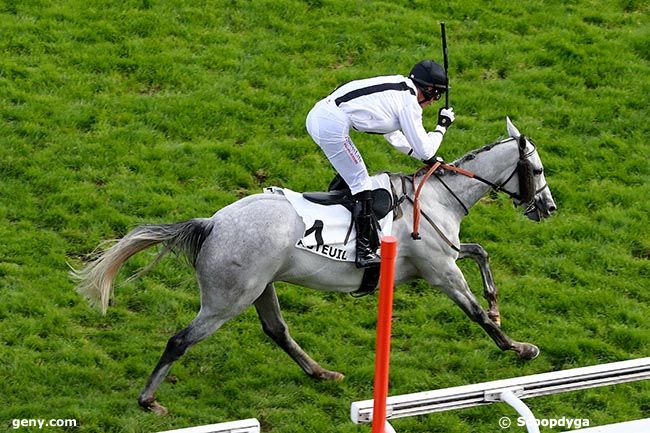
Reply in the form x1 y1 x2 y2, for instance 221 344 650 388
422 86 445 102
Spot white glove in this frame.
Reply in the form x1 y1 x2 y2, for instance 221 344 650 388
438 107 455 128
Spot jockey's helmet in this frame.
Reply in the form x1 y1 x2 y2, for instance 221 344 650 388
409 60 448 101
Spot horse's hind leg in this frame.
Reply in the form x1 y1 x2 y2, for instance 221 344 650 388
254 283 344 381
458 243 501 326
138 310 231 415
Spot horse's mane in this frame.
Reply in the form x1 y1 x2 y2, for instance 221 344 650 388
454 138 508 165
412 137 510 178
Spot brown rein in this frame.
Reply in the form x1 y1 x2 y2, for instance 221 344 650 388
411 162 478 241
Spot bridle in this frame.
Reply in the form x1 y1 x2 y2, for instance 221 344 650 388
406 136 549 243
495 137 549 209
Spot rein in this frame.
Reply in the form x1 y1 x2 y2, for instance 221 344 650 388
408 163 472 249
410 161 442 240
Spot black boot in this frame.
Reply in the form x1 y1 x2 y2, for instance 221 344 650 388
353 191 381 268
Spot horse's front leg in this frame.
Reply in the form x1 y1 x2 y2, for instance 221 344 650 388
458 243 501 326
254 283 344 381
422 262 539 360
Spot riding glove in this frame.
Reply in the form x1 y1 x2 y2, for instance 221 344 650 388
438 107 455 128
423 155 445 166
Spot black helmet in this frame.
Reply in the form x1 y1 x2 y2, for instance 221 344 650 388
409 60 448 100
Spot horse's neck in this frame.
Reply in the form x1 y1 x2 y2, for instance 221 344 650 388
442 138 520 211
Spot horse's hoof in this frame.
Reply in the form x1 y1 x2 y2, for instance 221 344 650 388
517 343 540 360
139 397 169 416
315 369 345 381
326 371 345 381
489 312 501 327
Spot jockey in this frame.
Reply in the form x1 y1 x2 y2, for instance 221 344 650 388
306 60 455 268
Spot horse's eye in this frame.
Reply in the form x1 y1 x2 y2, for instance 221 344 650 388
533 168 544 175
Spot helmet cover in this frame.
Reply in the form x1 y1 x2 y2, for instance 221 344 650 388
409 60 448 90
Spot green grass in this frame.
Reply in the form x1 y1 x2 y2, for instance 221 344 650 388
1 0 649 432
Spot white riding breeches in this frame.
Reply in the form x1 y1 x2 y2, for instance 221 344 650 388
306 98 373 195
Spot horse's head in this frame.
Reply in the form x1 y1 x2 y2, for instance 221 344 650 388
505 117 557 221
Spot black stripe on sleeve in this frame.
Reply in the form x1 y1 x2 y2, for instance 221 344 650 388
335 82 415 106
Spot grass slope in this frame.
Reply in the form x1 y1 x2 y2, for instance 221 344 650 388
1 1 648 432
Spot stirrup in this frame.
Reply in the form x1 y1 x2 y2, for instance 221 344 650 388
355 250 381 268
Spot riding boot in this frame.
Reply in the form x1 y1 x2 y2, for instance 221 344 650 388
352 191 381 268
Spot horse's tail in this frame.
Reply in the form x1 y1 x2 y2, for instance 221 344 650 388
71 218 214 315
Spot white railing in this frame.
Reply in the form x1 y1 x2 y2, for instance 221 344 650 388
351 357 650 433
156 418 260 433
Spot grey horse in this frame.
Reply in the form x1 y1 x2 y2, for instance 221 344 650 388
72 118 556 414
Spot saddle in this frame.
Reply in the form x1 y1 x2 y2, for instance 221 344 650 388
302 189 393 221
301 175 393 297
302 175 393 221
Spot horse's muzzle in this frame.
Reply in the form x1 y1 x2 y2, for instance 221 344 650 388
525 196 557 221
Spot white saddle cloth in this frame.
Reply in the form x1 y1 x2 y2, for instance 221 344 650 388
264 173 393 262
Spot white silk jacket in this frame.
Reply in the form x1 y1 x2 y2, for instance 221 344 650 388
329 74 447 161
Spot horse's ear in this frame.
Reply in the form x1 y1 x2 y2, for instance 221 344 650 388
506 116 521 139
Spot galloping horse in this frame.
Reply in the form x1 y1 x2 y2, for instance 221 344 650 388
73 118 556 414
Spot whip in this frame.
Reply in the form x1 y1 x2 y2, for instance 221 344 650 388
441 21 449 108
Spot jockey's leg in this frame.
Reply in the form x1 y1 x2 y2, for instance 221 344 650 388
306 102 380 268
322 138 381 267
306 99 371 194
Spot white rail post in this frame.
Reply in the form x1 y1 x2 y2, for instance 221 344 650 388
485 388 539 433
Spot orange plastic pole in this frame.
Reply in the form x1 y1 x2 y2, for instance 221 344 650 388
371 236 398 433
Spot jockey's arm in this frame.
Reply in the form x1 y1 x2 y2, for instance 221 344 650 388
386 104 448 161
383 131 414 156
